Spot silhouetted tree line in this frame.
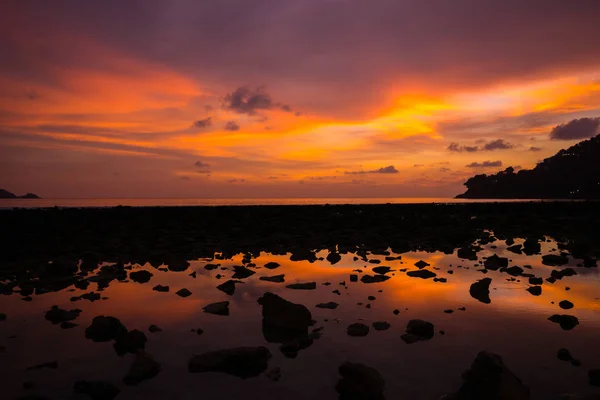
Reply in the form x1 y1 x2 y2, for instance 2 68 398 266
457 134 600 199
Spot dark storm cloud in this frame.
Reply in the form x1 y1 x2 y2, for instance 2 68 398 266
224 121 240 131
466 160 503 168
193 117 212 129
224 87 272 115
549 117 600 140
345 165 399 175
482 139 513 151
6 1 600 118
448 139 513 152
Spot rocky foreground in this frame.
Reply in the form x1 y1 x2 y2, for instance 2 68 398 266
1 202 599 399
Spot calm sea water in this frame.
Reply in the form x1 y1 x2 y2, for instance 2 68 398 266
0 197 546 208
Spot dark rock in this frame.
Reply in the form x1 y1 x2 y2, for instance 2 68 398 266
350 274 358 282
507 245 523 254
280 332 320 358
264 262 280 269
60 322 78 329
316 302 338 309
415 260 430 269
543 254 569 266
175 288 192 297
203 301 230 316
484 255 509 270
589 369 600 386
148 325 162 333
27 361 58 370
393 309 400 315
45 306 82 325
188 347 272 378
129 270 153 284
401 319 434 344
469 278 492 304
204 263 220 270
85 316 127 342
368 296 376 301
443 351 530 399
527 286 542 296
347 323 370 337
559 300 574 310
372 321 391 331
548 314 579 330
114 329 147 356
333 289 341 295
457 247 478 261
372 266 391 275
189 271 196 278
557 348 580 366
286 282 316 290
407 269 437 279
551 268 577 280
458 307 466 311
327 252 342 265
258 293 312 342
528 277 543 285
361 275 390 283
336 362 385 400
232 266 256 279
433 277 447 283
523 238 541 255
167 260 190 272
444 309 454 314
368 259 381 264
217 280 242 295
79 292 101 302
260 274 285 283
0 313 6 321
506 266 523 276
123 351 161 385
73 380 120 400
152 285 169 292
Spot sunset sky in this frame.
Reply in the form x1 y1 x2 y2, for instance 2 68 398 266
1 0 600 198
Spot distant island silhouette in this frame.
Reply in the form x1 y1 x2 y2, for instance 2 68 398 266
457 134 600 199
0 189 41 199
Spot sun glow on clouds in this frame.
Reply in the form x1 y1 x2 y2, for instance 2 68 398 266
2 1 600 198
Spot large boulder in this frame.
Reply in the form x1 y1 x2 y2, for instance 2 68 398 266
401 319 434 344
443 351 530 400
85 316 127 342
188 347 272 379
336 362 385 400
257 292 312 343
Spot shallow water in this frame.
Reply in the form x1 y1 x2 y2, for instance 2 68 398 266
1 236 599 399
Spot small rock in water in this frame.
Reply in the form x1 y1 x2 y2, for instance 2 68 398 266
444 309 454 314
350 274 358 282
542 254 569 266
393 309 400 315
123 352 161 385
188 346 272 378
264 262 280 269
527 286 542 296
360 275 390 284
333 289 341 295
372 321 390 331
152 285 169 292
528 277 543 285
175 288 192 297
73 380 120 400
347 323 370 337
559 300 574 309
336 362 385 400
204 263 220 270
484 254 509 270
286 282 316 290
260 274 285 283
129 270 153 284
232 266 256 279
85 316 127 342
372 266 391 275
443 351 530 399
368 296 376 301
113 329 147 356
401 319 434 344
203 301 230 316
415 260 430 269
433 277 447 283
506 266 524 276
327 252 342 265
45 306 82 325
189 271 196 278
548 314 579 330
469 278 492 304
315 302 338 309
217 280 242 295
148 325 162 333
407 269 437 279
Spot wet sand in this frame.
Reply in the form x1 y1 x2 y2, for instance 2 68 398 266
1 203 599 399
